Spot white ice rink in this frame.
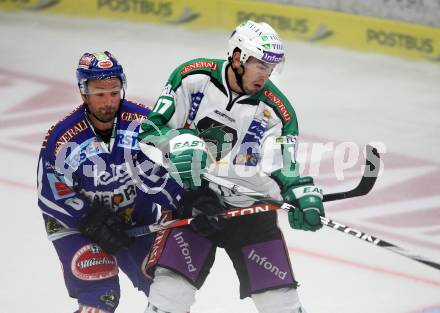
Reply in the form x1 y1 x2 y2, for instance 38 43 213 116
0 12 439 313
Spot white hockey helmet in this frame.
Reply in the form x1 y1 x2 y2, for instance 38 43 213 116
228 20 285 72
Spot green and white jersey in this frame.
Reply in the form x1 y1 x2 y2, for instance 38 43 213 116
151 58 299 206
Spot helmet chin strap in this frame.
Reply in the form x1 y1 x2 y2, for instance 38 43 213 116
231 63 246 94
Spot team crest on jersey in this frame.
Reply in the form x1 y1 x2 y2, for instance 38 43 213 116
71 244 118 281
198 117 237 161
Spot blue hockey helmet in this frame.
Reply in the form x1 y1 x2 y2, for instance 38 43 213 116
76 51 127 94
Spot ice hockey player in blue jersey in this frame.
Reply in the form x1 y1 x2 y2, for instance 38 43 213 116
37 51 220 313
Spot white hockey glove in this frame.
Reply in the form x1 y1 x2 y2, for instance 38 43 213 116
167 130 208 190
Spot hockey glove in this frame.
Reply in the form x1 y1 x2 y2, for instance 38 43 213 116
168 130 208 190
281 176 325 231
179 188 225 236
78 203 132 255
138 114 173 150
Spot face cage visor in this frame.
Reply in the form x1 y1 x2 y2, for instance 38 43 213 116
240 47 285 76
80 76 126 95
85 85 123 95
243 56 285 77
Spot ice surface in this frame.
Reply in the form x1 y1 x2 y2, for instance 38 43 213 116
0 12 439 313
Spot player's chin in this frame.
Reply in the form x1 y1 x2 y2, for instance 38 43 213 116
246 84 263 95
99 111 117 123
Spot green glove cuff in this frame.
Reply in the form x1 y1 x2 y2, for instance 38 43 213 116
175 128 199 136
277 171 325 232
139 113 199 150
271 169 314 194
139 114 171 146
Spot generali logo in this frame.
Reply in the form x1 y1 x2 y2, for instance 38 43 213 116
263 89 291 122
180 61 218 75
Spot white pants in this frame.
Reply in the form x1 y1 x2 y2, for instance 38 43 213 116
146 267 306 313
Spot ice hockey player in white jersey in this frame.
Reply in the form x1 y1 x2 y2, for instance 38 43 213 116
139 21 326 313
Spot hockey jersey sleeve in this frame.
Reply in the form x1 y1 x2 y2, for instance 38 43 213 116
258 84 300 185
37 146 88 229
142 58 215 130
37 143 185 230
261 117 299 175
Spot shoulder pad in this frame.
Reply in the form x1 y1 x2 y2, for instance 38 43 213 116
178 58 222 76
41 105 86 155
120 100 151 123
257 82 298 135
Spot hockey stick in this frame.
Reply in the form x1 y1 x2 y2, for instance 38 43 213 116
320 216 440 271
128 144 379 235
323 144 380 201
201 177 440 271
127 197 440 270
126 203 280 237
203 144 380 202
128 144 440 270
128 144 378 235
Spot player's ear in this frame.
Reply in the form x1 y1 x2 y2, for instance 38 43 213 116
232 51 242 69
80 93 87 103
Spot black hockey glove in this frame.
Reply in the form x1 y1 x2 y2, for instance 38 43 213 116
78 203 132 255
179 187 226 237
